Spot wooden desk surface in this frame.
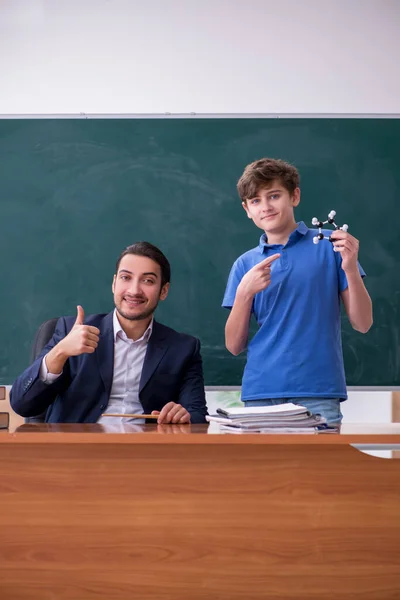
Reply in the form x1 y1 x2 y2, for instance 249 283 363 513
2 422 400 445
1 423 399 600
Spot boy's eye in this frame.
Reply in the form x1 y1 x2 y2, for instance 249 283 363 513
250 198 260 205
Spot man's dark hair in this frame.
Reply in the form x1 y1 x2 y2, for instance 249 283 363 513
116 242 171 287
237 158 300 202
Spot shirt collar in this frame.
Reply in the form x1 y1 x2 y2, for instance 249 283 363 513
112 309 153 343
258 221 308 252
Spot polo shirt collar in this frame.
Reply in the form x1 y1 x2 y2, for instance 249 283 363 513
258 221 308 253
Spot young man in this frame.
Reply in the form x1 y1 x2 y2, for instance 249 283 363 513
222 158 373 424
11 242 207 425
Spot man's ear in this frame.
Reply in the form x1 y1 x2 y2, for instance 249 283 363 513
112 274 116 294
160 282 170 301
242 201 252 219
292 187 301 207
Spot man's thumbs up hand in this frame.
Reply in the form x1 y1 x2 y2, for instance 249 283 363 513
58 306 100 358
74 305 85 326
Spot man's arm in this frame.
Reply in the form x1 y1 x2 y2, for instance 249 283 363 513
10 318 72 417
152 338 207 424
10 306 100 417
177 338 207 423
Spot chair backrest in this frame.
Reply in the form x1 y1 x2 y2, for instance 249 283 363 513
30 318 59 363
25 318 59 423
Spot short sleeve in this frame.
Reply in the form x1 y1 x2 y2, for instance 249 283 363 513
222 259 246 309
335 252 366 292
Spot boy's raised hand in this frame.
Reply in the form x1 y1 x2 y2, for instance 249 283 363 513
237 253 281 298
57 306 100 357
330 231 359 274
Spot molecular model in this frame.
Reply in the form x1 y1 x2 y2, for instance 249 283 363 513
311 210 349 248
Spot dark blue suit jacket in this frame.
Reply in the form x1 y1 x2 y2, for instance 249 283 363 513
10 312 207 423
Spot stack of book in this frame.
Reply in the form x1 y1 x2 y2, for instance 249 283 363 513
0 386 9 430
206 403 334 434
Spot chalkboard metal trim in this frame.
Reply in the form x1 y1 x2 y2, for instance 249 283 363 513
0 113 400 119
2 385 400 390
205 386 400 391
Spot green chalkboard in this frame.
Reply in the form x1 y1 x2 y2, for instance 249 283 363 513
0 117 399 386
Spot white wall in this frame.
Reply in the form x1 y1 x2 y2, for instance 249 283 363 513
1 0 399 114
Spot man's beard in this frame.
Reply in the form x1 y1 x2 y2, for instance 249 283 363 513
115 299 159 322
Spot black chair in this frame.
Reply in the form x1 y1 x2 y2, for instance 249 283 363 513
25 318 59 423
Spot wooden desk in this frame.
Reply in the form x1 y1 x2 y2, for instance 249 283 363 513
0 424 399 600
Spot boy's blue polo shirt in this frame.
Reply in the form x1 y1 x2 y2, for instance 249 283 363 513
222 222 366 401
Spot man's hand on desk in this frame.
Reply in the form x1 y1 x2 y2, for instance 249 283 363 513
151 402 191 424
156 423 191 434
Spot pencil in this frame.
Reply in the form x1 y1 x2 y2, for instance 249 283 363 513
101 413 158 419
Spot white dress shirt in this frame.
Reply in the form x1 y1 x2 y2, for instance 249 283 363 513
40 310 153 429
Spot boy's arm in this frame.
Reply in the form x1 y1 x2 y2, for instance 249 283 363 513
224 254 280 355
225 291 253 355
331 230 373 334
340 275 373 333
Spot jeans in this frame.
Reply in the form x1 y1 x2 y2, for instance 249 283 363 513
244 397 343 424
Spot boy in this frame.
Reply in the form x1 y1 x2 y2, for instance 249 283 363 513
222 158 372 424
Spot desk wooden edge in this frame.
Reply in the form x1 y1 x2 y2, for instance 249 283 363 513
2 431 400 446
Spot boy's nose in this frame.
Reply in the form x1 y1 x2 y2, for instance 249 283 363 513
261 201 272 212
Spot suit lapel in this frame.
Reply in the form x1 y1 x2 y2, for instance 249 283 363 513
139 320 168 393
96 311 115 399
